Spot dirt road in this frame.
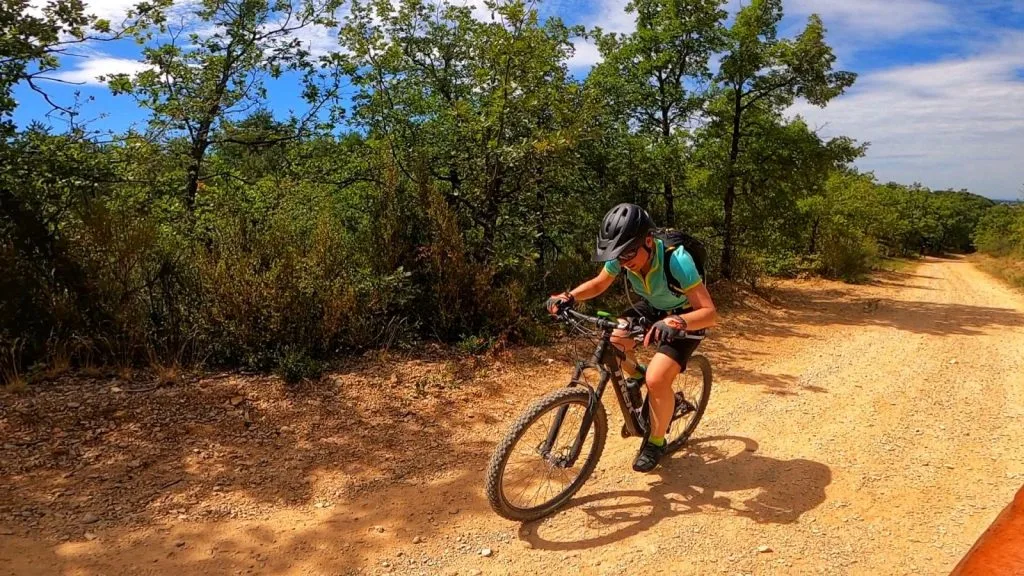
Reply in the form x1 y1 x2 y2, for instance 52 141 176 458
3 257 1023 576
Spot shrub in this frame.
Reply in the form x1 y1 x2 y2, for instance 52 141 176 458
276 347 324 385
818 229 877 283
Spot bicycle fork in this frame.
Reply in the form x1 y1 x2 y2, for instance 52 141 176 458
538 339 612 467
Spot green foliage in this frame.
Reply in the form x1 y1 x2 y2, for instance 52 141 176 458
974 204 1024 257
2 0 1007 378
0 0 91 133
107 0 346 211
588 0 726 225
711 0 857 278
276 347 325 384
797 171 997 280
818 229 877 283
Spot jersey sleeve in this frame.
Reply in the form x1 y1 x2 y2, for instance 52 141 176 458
669 249 702 292
603 259 622 277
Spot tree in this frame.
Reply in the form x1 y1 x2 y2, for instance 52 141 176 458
727 113 861 265
2 0 86 131
714 0 855 278
339 0 592 264
588 0 726 226
974 204 1024 257
0 0 135 362
108 0 345 213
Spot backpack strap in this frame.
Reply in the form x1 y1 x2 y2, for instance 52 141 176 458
662 243 689 295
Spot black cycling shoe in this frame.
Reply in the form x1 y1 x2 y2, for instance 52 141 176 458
632 440 666 473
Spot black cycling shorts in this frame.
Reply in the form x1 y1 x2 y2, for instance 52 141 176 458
620 299 703 368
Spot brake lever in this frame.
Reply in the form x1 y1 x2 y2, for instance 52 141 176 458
627 318 649 341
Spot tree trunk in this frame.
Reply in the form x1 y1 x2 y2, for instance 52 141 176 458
722 184 736 278
661 103 674 227
663 179 675 227
185 45 235 213
478 167 503 264
721 88 743 280
185 156 201 212
534 182 546 275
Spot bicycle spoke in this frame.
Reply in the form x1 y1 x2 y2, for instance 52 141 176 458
500 398 597 511
665 361 708 446
554 457 573 488
503 460 538 481
526 467 550 507
512 459 543 503
517 410 552 458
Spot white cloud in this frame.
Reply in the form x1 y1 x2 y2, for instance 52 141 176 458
586 0 635 34
568 38 602 70
786 0 953 38
561 0 632 69
455 0 494 22
26 0 199 24
287 22 340 58
51 57 151 85
82 0 148 23
789 32 1024 199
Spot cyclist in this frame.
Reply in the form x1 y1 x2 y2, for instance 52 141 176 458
546 203 718 472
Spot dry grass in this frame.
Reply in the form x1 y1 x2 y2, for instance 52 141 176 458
877 256 919 274
3 374 28 394
145 343 187 387
117 365 134 382
80 365 104 378
2 338 28 394
153 361 182 386
42 339 72 380
73 337 104 377
972 254 1024 292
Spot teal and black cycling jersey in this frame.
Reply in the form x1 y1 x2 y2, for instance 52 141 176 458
603 238 703 311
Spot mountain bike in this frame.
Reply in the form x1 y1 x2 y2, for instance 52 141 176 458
484 308 713 521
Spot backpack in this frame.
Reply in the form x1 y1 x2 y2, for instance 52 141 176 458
653 229 708 294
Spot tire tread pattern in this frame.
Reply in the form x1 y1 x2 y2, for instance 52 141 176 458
484 387 607 521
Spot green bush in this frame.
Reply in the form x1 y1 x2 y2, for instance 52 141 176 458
276 347 324 384
818 229 878 283
974 205 1024 257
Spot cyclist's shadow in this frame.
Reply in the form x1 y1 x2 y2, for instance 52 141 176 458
521 435 831 550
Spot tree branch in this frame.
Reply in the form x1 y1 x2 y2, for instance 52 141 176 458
25 77 77 119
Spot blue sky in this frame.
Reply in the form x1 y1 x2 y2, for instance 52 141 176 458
15 0 1024 200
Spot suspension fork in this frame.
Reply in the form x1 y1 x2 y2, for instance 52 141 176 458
540 336 611 465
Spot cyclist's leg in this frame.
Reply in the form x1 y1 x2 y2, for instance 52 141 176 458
612 300 657 379
646 337 701 439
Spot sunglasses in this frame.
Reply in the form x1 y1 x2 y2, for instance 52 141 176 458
618 244 644 262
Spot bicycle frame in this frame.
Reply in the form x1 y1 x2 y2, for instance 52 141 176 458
540 319 647 468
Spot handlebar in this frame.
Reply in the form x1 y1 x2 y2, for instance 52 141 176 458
557 308 649 340
554 307 705 342
559 308 629 331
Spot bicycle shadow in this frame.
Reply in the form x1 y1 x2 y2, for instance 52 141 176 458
520 435 831 550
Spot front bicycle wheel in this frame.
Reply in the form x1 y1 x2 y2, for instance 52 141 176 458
485 387 607 521
665 354 712 452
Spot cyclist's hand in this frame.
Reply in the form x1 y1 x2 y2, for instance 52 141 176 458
545 292 575 316
644 315 686 347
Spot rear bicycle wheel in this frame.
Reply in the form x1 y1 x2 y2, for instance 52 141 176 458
664 354 712 452
484 387 607 521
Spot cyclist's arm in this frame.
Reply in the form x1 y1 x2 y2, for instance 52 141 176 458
680 283 717 330
667 249 717 331
567 268 617 302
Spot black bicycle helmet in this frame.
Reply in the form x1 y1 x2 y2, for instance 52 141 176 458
592 203 655 262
